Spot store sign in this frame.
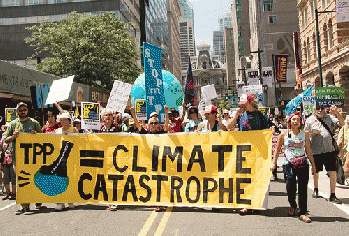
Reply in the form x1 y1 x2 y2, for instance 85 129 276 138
275 55 288 83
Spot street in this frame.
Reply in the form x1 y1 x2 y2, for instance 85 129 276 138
1 168 348 235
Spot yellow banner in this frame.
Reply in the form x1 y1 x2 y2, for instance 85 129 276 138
16 131 272 209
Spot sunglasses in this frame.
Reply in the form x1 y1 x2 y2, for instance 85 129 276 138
149 122 159 125
18 109 28 112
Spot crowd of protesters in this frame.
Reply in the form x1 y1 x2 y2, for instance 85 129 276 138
1 94 349 223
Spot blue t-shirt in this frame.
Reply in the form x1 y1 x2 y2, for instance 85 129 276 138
238 110 269 131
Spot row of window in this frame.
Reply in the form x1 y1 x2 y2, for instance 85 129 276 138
301 0 331 28
1 0 89 7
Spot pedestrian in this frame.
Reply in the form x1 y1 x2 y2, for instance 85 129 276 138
221 109 230 128
1 123 16 201
168 108 185 133
337 116 349 185
54 112 77 211
271 112 316 223
185 106 201 132
197 105 226 132
304 104 344 203
73 118 85 133
2 102 43 215
42 111 60 133
226 93 270 215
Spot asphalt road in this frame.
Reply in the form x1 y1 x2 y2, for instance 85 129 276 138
1 170 348 235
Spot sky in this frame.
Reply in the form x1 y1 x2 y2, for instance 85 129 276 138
189 0 232 48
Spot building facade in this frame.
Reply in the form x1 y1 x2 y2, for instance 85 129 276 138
213 31 226 64
248 0 300 107
179 18 195 73
188 44 227 106
0 0 141 67
225 27 236 89
178 0 194 23
298 0 349 113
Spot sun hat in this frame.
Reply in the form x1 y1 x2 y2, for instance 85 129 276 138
238 93 254 105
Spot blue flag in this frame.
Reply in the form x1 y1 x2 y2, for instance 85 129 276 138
184 59 195 109
143 42 166 123
285 85 313 116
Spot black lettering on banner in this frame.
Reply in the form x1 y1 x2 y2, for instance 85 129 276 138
219 178 234 203
122 175 138 202
236 145 251 174
20 143 32 164
152 175 169 202
212 145 233 172
187 145 206 172
152 145 160 171
33 143 43 164
186 176 201 203
203 178 217 203
236 178 251 205
132 146 146 172
78 173 92 200
108 175 124 201
170 176 183 203
94 174 108 201
80 150 104 168
162 146 183 172
113 145 128 172
139 175 152 202
42 143 54 164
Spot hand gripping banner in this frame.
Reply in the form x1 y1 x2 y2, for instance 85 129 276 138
16 131 272 209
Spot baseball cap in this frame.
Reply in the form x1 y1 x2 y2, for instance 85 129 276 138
202 105 218 114
238 93 254 105
150 112 158 117
223 109 229 114
16 102 28 110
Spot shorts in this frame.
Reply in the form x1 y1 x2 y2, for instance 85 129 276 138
313 151 337 173
2 164 16 185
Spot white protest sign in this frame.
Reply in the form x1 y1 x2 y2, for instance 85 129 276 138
106 80 132 113
201 84 218 103
45 76 74 105
247 69 259 86
302 96 315 116
262 67 273 88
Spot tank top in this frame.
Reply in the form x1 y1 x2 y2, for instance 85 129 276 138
283 130 307 165
200 120 220 132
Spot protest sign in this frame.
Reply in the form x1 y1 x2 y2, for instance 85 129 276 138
247 69 259 86
302 96 315 116
135 99 147 121
5 108 17 122
262 67 273 88
81 102 100 130
315 87 345 109
45 76 74 105
17 130 272 209
106 80 132 113
272 133 285 159
144 43 166 123
242 85 264 107
201 84 218 103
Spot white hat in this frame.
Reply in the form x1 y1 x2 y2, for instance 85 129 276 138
150 112 158 117
57 113 71 120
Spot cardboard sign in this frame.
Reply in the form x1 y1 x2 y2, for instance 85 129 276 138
45 76 74 105
81 102 101 130
302 96 316 116
5 108 17 122
144 43 166 123
201 84 218 103
135 99 147 121
17 130 272 209
106 80 132 113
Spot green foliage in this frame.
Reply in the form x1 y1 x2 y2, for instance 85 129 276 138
25 12 142 90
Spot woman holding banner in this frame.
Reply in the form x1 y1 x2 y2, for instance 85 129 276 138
271 112 316 223
185 106 202 132
197 105 226 132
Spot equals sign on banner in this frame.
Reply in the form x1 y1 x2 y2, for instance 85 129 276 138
80 150 104 168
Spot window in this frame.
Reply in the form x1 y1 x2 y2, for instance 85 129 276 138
268 16 277 24
263 0 274 12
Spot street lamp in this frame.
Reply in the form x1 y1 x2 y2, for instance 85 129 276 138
249 49 264 85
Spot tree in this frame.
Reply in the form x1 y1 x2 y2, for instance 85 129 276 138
25 12 142 90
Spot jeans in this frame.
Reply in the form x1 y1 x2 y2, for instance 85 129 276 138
285 164 309 215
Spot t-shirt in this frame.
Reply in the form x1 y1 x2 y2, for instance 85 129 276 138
42 123 61 133
99 123 120 133
283 130 307 165
185 120 201 132
238 110 269 131
55 126 75 134
3 118 42 163
169 118 183 133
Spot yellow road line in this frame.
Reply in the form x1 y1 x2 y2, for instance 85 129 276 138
154 207 173 236
138 210 159 236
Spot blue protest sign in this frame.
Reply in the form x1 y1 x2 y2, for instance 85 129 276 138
36 84 52 108
143 42 166 122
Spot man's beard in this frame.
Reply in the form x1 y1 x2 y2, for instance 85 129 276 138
19 113 27 119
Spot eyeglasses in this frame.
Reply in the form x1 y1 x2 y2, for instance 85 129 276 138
18 109 28 113
149 122 159 125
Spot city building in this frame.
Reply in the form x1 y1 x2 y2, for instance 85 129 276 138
219 8 233 31
0 0 141 67
297 0 349 113
189 44 227 106
179 18 195 73
178 0 194 23
213 30 226 64
243 0 300 107
225 27 236 89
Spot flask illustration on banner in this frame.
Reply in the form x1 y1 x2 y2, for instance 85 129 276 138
34 140 74 196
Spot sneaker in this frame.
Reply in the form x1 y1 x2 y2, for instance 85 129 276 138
107 205 118 211
312 191 320 198
68 203 75 209
329 196 342 204
55 203 64 211
2 193 11 200
16 207 30 215
9 193 16 200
